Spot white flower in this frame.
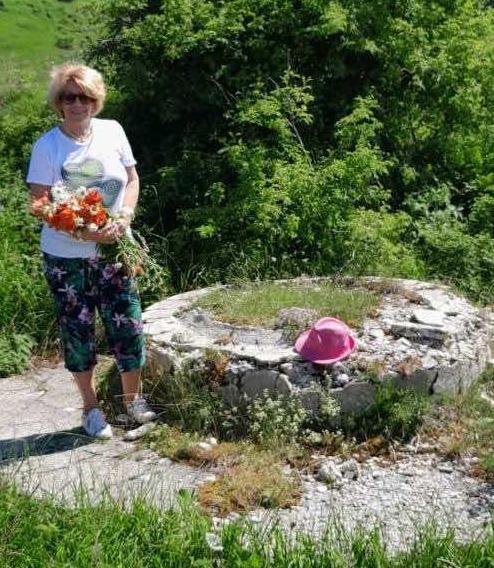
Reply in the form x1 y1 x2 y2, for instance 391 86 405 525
74 216 85 227
51 182 70 203
87 223 98 232
75 186 88 198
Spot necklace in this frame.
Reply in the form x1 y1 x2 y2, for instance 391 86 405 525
60 123 93 143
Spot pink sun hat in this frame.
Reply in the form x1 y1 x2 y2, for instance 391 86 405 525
294 317 357 365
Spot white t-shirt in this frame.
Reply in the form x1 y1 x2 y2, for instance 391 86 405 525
26 118 136 258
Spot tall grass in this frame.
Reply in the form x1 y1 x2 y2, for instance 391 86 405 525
0 481 493 567
0 166 56 375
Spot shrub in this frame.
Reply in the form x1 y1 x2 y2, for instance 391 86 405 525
0 333 35 377
344 209 426 279
85 0 494 289
417 216 494 303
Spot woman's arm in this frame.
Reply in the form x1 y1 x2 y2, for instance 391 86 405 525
121 165 140 214
114 166 139 235
29 183 51 217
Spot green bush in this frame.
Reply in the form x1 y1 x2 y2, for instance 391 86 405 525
85 0 494 290
417 216 494 303
0 332 35 377
344 209 426 278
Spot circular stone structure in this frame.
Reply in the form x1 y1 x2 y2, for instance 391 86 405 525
142 278 494 416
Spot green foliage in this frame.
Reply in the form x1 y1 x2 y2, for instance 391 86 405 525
0 0 86 80
417 216 494 302
85 0 494 292
4 481 494 565
245 390 307 446
0 332 35 377
345 209 426 278
0 167 57 363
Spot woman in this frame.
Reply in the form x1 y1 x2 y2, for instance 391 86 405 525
27 63 155 439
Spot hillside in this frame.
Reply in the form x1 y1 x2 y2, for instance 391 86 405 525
0 0 84 99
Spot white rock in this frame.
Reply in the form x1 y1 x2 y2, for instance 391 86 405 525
412 309 445 328
123 421 156 441
339 458 360 480
316 461 343 486
205 436 218 446
196 442 213 451
369 328 385 341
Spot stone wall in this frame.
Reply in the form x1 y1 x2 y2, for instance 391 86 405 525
143 278 494 416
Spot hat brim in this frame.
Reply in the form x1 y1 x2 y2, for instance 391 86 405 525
294 332 356 365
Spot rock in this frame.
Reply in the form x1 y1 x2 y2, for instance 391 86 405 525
171 331 192 344
205 436 218 446
437 463 454 474
340 458 360 480
279 362 294 375
240 370 291 398
334 373 350 387
193 311 212 325
205 532 223 552
220 384 240 406
196 442 213 452
421 354 438 370
432 363 467 395
396 337 412 348
368 328 385 341
390 322 451 344
298 388 320 415
123 421 156 441
146 345 176 376
412 309 445 327
390 368 437 394
316 461 343 486
332 381 376 414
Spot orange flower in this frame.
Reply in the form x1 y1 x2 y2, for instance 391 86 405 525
89 208 109 228
83 189 103 206
51 206 77 232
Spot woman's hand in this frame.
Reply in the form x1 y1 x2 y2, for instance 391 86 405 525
78 223 119 244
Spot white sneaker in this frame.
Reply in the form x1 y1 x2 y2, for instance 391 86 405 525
127 396 157 424
82 407 113 439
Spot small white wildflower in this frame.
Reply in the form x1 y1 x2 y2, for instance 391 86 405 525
114 262 123 269
87 223 98 232
51 182 70 203
75 186 88 198
74 216 84 227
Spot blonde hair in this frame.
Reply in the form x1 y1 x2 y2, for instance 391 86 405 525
48 63 107 117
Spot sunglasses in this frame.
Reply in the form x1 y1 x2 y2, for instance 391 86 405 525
60 93 95 105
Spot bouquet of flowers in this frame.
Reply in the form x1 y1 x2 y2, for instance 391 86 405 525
37 181 149 276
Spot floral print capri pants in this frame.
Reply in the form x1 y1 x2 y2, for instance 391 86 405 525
43 253 146 373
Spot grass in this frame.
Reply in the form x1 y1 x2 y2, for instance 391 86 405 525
145 425 304 516
419 367 494 479
194 280 379 328
0 0 84 91
1 480 494 566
